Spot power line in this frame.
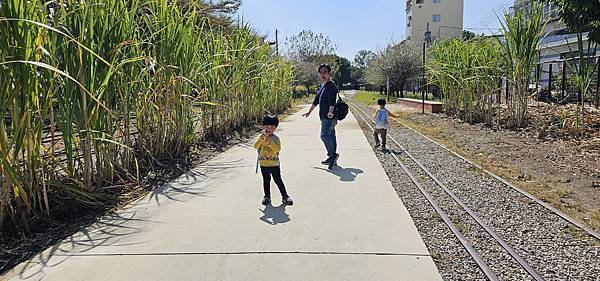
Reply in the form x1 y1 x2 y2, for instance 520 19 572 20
471 0 513 30
438 25 502 31
473 1 513 30
470 0 512 28
473 8 509 31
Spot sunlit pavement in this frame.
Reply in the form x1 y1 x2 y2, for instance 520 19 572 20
4 106 441 281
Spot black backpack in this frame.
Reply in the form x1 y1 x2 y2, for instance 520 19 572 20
335 90 349 121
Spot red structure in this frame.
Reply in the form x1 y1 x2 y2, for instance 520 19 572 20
398 98 443 113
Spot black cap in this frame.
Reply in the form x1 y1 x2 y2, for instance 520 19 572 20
318 64 331 73
262 115 279 127
377 98 386 105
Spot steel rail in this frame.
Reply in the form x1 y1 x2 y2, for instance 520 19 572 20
347 102 499 281
349 101 545 281
387 111 600 241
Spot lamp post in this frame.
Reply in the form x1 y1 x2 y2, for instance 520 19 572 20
422 23 431 114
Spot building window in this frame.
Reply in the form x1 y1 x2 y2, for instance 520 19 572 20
433 0 441 3
433 14 441 22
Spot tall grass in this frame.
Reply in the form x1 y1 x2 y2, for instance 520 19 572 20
498 1 546 127
427 2 545 127
0 0 293 233
565 33 598 136
428 38 503 124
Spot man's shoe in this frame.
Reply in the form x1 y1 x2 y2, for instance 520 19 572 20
328 153 339 169
374 143 381 149
262 197 271 206
283 196 294 206
321 157 331 165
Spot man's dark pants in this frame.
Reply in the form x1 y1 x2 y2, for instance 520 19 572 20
320 118 338 158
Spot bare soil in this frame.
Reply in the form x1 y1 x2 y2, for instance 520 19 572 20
386 103 600 232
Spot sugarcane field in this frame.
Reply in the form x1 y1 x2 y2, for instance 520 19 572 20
1 0 599 280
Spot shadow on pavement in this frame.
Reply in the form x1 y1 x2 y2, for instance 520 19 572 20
14 210 157 280
259 204 290 225
149 159 249 204
313 166 364 182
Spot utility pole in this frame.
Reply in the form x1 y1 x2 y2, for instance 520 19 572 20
386 76 390 102
268 29 279 56
275 29 279 56
422 23 430 114
422 40 426 114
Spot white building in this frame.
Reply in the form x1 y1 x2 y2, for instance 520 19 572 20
406 0 464 43
512 0 598 90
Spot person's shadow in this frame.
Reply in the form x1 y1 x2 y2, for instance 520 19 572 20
259 204 290 225
313 166 364 182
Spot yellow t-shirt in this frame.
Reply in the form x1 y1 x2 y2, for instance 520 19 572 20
254 134 281 167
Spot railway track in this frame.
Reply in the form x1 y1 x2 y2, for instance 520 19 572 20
347 98 600 280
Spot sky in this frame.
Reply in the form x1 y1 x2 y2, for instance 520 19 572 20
237 0 514 59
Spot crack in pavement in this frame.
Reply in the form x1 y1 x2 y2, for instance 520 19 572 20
51 251 432 257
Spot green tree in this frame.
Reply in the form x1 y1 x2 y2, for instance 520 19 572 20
179 0 242 29
463 30 476 41
498 1 546 127
541 0 600 44
334 56 357 85
354 50 376 69
353 50 376 84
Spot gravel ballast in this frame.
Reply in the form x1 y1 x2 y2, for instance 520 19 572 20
348 100 600 281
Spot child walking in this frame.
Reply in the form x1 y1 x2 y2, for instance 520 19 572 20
254 115 293 206
373 98 397 150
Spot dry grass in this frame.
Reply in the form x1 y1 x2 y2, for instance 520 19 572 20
391 111 600 233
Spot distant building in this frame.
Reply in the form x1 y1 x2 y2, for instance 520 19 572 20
405 0 464 43
511 0 598 89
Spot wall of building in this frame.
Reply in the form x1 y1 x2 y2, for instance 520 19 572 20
406 0 464 43
512 0 598 89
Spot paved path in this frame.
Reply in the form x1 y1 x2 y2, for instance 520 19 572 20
4 106 442 281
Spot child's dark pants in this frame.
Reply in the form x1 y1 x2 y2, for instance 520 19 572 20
374 128 387 145
260 166 288 198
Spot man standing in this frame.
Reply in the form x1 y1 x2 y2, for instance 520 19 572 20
302 64 339 169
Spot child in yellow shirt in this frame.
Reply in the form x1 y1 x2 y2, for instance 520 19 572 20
254 115 293 206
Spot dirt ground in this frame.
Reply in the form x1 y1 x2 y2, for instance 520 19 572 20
385 103 600 232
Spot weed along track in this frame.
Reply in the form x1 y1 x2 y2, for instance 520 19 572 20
347 97 600 281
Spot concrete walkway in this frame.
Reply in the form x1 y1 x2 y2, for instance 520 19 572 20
4 106 442 281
